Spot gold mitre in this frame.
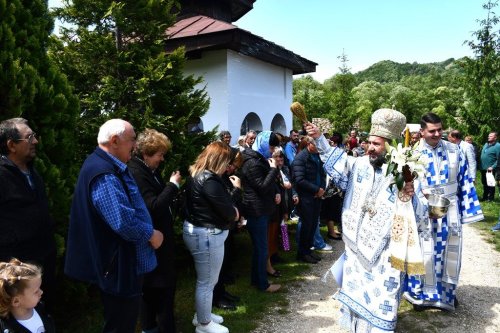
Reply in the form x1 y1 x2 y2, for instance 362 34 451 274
369 108 406 140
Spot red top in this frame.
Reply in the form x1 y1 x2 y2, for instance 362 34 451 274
347 137 358 150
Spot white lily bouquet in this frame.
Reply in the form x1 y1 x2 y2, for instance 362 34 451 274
384 142 426 191
385 142 426 275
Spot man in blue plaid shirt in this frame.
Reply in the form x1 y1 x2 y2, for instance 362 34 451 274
65 119 163 333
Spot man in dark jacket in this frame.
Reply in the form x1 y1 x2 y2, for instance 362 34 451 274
65 119 164 333
292 136 326 264
0 118 56 311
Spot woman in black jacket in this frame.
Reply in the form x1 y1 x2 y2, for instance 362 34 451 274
240 131 281 293
128 129 181 333
183 142 240 333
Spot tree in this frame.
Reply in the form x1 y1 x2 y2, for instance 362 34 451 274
0 0 79 245
351 81 386 131
292 75 331 129
51 0 213 174
323 51 357 134
460 0 500 139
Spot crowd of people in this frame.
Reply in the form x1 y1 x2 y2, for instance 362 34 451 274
0 113 497 333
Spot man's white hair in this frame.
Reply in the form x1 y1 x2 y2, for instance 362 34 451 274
97 119 127 145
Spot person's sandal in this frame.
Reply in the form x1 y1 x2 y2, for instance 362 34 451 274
265 284 281 293
327 233 342 240
267 270 281 278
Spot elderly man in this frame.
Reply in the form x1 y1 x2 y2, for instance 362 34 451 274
410 131 421 146
307 109 417 332
65 119 163 333
404 113 483 312
244 130 257 148
0 118 56 310
448 129 477 182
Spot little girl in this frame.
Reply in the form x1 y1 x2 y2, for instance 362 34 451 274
0 258 55 333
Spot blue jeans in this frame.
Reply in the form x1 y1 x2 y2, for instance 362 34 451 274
246 215 270 290
296 218 326 250
183 222 228 324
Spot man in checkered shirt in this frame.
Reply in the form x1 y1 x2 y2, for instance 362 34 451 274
65 119 164 333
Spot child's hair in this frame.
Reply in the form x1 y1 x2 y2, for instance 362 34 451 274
0 258 42 318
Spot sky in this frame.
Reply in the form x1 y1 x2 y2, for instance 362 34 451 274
48 0 488 82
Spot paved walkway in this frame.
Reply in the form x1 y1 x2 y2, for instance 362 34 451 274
252 224 500 333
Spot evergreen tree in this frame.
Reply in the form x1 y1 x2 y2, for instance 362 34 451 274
323 51 357 134
0 0 79 246
460 0 500 139
51 0 213 175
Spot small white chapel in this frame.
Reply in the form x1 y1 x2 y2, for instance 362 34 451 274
165 0 316 144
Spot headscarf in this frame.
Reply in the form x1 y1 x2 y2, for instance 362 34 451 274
252 131 279 159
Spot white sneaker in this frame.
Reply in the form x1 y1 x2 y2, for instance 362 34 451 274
195 321 229 333
192 313 224 326
315 244 333 252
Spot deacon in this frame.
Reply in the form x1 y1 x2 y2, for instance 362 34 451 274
403 113 483 311
307 109 421 332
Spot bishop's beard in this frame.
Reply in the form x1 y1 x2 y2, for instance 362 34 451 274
369 153 386 169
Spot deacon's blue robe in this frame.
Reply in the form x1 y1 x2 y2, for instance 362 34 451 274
404 139 483 311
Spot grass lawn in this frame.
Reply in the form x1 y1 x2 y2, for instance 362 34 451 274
470 177 500 251
56 222 313 332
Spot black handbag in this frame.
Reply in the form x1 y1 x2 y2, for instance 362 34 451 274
323 179 343 198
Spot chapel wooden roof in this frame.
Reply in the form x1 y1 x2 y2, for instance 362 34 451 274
165 15 317 75
177 0 256 23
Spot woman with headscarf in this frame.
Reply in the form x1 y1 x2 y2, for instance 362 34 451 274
240 131 281 293
128 129 181 333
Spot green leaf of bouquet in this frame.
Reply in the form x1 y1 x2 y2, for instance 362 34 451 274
396 173 404 191
387 162 396 176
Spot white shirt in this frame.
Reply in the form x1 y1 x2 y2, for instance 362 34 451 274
17 309 45 333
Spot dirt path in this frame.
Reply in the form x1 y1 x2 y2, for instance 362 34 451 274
251 224 500 333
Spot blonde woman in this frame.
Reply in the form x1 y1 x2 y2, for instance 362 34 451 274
184 142 241 333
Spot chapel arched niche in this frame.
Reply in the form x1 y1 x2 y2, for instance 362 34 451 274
240 112 263 135
270 113 286 136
